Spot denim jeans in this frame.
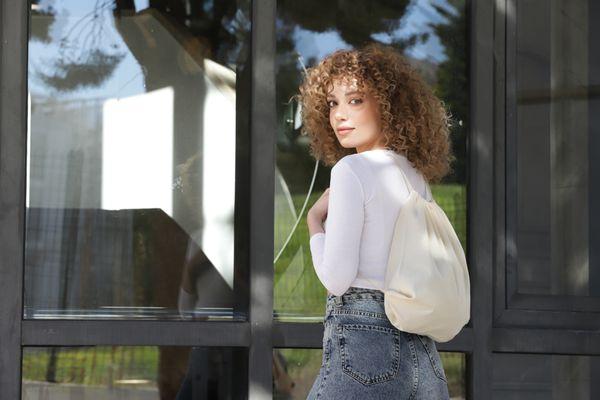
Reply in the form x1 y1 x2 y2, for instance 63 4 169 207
307 287 450 399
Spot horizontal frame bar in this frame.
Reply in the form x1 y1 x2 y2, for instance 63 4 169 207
494 308 600 330
273 322 474 353
508 292 600 313
22 320 251 347
22 319 475 352
493 328 600 355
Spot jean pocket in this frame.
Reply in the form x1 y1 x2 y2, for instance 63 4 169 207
417 335 447 382
337 324 401 386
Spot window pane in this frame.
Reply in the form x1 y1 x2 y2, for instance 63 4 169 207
22 346 247 399
514 0 600 298
273 349 466 399
26 0 250 319
493 353 599 399
273 0 469 320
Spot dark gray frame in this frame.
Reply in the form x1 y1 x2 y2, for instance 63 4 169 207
500 0 600 315
5 0 598 398
467 0 494 397
495 0 600 336
0 0 27 398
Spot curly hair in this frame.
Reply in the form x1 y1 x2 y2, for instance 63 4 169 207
297 43 455 183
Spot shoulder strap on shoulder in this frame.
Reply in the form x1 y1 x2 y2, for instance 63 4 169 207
388 156 414 193
389 154 436 203
425 180 434 202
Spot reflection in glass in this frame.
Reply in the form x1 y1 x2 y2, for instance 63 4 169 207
514 0 599 297
273 0 468 321
273 349 466 399
22 346 247 399
492 353 599 399
26 0 250 319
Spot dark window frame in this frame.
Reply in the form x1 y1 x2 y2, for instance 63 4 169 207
495 0 600 333
6 0 599 399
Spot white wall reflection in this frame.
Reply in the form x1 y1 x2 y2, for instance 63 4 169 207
199 60 236 289
102 86 174 215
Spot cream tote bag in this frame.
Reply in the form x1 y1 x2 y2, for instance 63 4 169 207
383 159 470 343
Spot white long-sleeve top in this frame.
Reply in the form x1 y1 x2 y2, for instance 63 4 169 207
309 148 433 296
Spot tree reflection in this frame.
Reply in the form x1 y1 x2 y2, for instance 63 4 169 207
31 1 126 92
36 48 126 91
278 0 414 48
31 0 250 93
429 0 467 182
30 0 56 43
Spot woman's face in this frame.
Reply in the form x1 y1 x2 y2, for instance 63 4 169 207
327 77 385 153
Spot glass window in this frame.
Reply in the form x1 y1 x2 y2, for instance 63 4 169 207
273 0 469 321
492 353 598 399
26 0 250 319
513 0 599 298
273 349 466 399
22 346 247 399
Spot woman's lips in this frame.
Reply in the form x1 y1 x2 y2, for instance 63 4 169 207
338 128 354 135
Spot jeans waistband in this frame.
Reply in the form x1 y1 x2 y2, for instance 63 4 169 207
327 287 385 306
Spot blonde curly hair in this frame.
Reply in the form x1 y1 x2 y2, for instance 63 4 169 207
298 43 455 183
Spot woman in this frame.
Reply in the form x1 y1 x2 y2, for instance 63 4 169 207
301 43 454 399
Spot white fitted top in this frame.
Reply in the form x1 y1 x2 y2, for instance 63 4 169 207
309 148 433 296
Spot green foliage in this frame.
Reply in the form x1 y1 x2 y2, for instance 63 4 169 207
23 347 159 386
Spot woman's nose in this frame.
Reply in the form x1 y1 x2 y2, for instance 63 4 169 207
334 106 347 120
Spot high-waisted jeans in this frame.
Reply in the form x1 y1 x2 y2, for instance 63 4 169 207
307 287 450 399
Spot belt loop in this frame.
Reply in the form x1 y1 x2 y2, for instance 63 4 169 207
333 295 343 306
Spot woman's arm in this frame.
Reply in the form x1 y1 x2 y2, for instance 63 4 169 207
308 160 364 296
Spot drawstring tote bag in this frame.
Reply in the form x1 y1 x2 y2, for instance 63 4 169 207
383 159 470 343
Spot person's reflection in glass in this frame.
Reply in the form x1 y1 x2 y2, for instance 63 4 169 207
174 153 234 317
174 153 230 399
273 350 295 398
173 153 295 398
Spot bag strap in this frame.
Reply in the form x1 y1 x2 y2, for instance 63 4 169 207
388 154 434 203
425 180 433 202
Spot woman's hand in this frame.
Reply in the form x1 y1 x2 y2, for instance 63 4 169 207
307 188 329 237
308 188 330 222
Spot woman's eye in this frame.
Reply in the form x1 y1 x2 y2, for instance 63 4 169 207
327 100 336 107
350 98 363 105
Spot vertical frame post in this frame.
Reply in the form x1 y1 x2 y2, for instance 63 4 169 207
468 0 496 398
248 0 276 398
0 0 27 398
